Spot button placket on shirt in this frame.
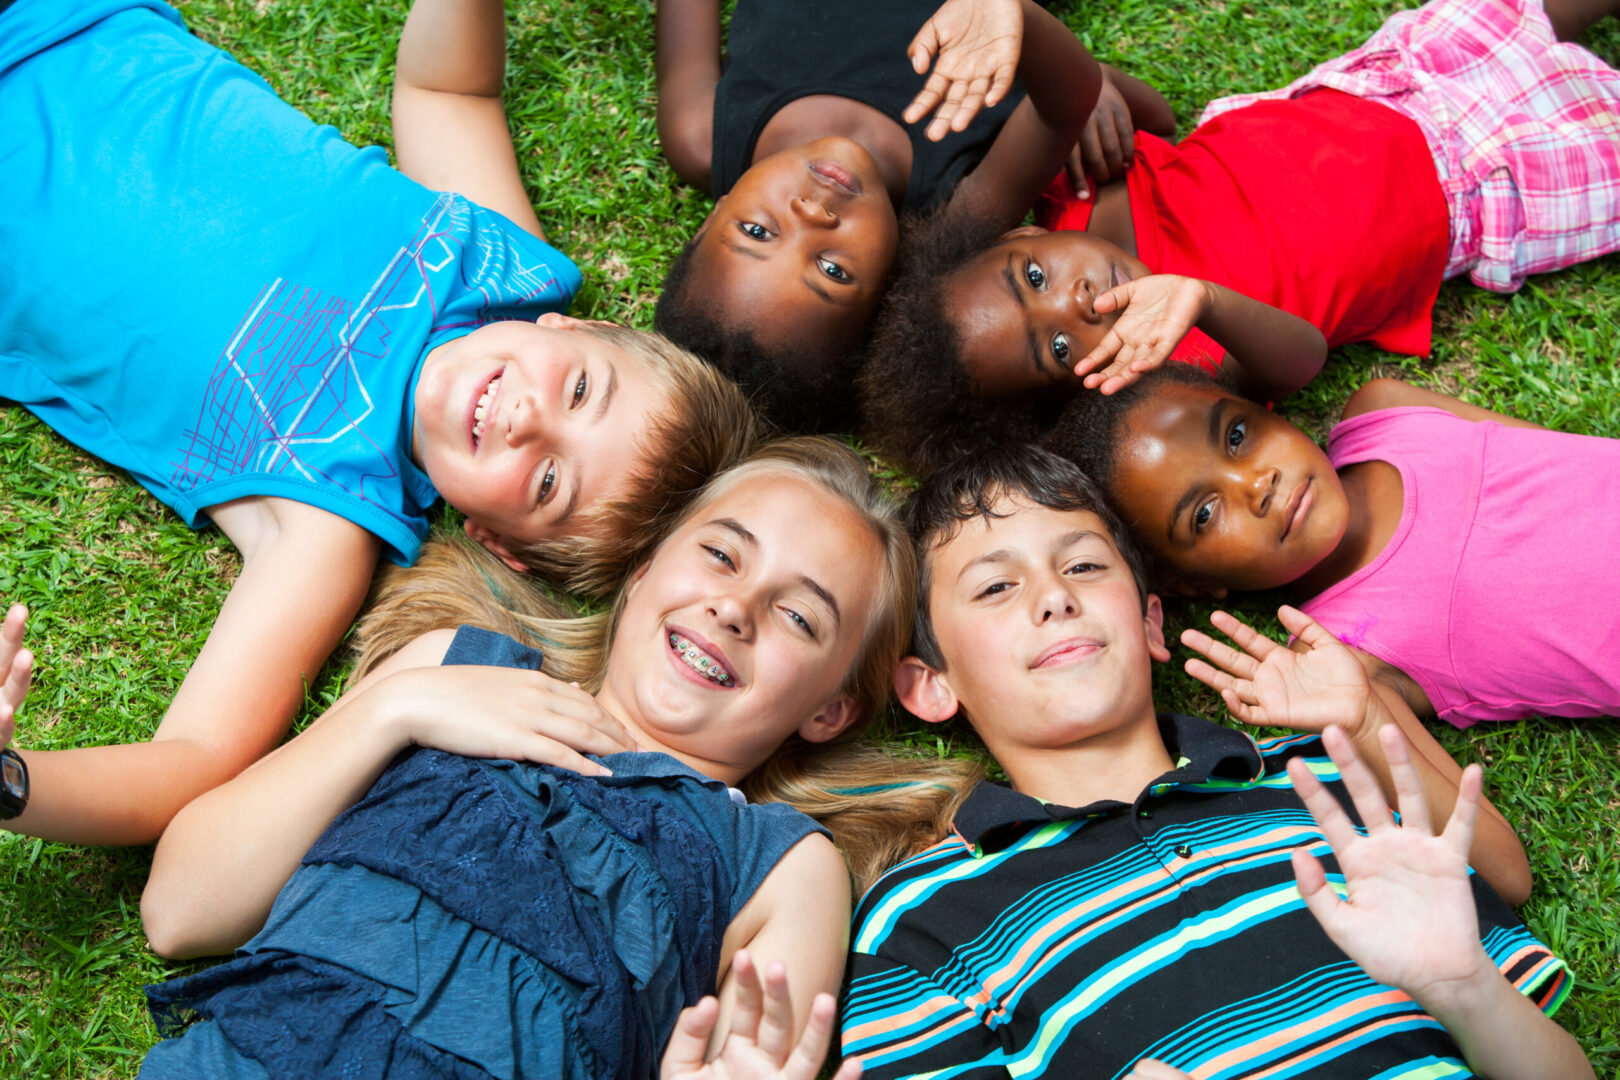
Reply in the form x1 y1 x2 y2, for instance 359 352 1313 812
1131 783 1196 881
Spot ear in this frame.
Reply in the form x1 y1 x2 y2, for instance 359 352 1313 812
998 224 1048 242
893 656 961 725
535 311 584 330
464 518 529 573
1143 594 1172 664
799 693 860 744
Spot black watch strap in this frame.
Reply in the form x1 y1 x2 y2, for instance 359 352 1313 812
0 749 28 820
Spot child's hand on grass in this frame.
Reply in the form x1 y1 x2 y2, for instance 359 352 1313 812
1181 606 1379 742
0 604 35 751
904 0 1023 142
1075 273 1209 393
1292 725 1495 1004
661 949 859 1080
1068 71 1135 190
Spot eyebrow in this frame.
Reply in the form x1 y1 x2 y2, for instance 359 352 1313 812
999 254 1042 375
801 276 844 306
594 361 618 424
721 238 767 261
713 517 843 629
1167 399 1229 536
955 529 1109 583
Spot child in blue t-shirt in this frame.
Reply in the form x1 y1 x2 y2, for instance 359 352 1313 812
0 0 753 846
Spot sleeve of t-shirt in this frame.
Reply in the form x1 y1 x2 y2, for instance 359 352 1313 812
841 949 1015 1080
1170 325 1225 375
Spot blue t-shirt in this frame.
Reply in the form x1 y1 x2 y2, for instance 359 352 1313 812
0 0 582 563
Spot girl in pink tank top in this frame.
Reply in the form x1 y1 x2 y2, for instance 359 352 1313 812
1049 367 1620 727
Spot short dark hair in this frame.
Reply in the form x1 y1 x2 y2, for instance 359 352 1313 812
904 443 1149 671
857 210 1065 478
655 236 860 432
1041 362 1218 496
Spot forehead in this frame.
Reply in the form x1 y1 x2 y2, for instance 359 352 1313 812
928 495 1120 587
689 239 868 353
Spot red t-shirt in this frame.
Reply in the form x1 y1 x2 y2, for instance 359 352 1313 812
1036 89 1449 356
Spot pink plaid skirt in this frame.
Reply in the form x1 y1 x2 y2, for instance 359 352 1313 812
1202 0 1620 292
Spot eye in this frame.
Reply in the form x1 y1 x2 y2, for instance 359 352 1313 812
783 607 816 638
973 581 1012 600
738 221 772 241
1065 560 1103 575
1051 332 1071 363
817 257 850 283
571 372 587 408
1024 260 1047 290
1226 418 1247 453
703 543 736 570
537 463 557 504
1192 499 1215 534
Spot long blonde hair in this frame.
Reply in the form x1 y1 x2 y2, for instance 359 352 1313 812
504 323 761 597
355 436 979 895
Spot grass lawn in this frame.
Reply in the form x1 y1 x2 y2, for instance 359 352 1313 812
2 0 1617 1074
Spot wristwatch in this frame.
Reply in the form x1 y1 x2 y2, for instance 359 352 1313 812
0 749 27 819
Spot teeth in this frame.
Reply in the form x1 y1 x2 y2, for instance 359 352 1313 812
472 376 500 446
668 632 732 686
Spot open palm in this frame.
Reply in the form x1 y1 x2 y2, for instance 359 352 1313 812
903 0 1022 141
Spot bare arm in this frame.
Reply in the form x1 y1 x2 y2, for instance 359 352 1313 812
1342 378 1547 429
392 0 544 239
712 834 853 1049
5 503 378 846
655 0 722 191
142 628 635 957
945 0 1102 229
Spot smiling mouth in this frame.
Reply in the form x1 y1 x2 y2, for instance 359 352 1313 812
1280 478 1314 544
809 160 861 196
1032 637 1104 669
668 631 736 687
471 373 502 449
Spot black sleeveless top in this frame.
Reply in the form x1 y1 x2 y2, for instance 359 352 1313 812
711 0 1025 212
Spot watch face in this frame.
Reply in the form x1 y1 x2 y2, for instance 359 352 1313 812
0 754 22 797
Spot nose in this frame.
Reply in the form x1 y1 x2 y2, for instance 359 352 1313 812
1245 466 1281 516
708 589 757 640
1032 574 1079 625
505 390 546 447
790 195 839 229
1067 275 1103 324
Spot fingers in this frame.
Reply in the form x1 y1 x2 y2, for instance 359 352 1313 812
1378 721 1433 837
1207 610 1281 662
755 961 795 1064
783 993 849 1080
1063 145 1090 199
1321 724 1397 839
660 996 719 1079
1290 846 1345 933
924 77 990 142
1179 620 1263 679
1276 605 1336 652
1129 1060 1195 1080
727 948 764 1046
1074 327 1124 378
1286 742 1363 854
1441 762 1483 860
907 22 941 77
902 71 949 125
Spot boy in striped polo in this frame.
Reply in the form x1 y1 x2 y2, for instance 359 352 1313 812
841 444 1590 1080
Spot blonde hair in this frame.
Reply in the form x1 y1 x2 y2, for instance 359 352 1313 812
505 323 761 597
356 436 979 895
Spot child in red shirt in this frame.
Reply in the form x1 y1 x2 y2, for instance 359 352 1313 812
859 0 1620 477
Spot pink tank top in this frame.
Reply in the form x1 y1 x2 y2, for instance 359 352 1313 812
1302 407 1620 727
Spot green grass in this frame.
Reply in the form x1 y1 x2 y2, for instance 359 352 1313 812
2 0 1617 1074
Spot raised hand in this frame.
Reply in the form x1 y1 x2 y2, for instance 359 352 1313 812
0 604 35 752
358 662 636 776
1069 71 1135 188
903 0 1023 142
1180 606 1377 740
661 950 861 1080
1074 274 1211 394
1291 725 1495 1002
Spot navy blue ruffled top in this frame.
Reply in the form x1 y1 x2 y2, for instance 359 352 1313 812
141 627 827 1079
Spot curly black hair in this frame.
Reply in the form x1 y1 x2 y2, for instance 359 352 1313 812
904 443 1149 672
1040 361 1218 497
855 208 1069 479
654 237 861 433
